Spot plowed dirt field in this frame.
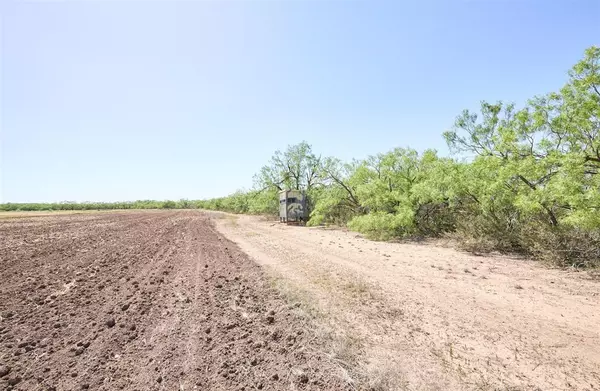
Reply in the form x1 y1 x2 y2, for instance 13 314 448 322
0 211 346 391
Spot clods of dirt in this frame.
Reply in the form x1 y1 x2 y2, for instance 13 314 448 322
0 212 347 390
0 366 10 377
7 375 21 386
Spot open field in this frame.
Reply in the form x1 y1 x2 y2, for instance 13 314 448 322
0 210 153 219
0 211 347 390
2 210 599 391
215 214 600 391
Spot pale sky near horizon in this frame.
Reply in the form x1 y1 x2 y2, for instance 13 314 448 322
1 0 599 203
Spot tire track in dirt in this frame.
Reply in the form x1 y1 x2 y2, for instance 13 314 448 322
0 211 347 391
214 214 600 391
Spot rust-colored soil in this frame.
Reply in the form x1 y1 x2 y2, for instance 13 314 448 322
0 211 346 391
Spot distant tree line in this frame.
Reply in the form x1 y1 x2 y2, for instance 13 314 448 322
197 46 600 268
0 200 192 212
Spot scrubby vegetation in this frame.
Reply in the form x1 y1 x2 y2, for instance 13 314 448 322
0 200 196 211
2 47 599 267
198 47 600 267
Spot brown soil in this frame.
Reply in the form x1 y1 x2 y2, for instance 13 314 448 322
0 211 347 391
215 214 600 391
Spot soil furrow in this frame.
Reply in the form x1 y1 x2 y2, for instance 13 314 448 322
0 211 346 391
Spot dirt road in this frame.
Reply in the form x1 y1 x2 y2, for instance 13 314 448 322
0 212 346 391
215 214 600 391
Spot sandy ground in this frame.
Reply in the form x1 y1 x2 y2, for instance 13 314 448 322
214 214 600 391
0 212 347 391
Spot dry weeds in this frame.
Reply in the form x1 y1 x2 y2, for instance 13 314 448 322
215 214 600 390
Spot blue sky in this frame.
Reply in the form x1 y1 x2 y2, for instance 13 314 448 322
1 0 598 202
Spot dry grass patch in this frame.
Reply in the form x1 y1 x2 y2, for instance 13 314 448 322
266 272 411 390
